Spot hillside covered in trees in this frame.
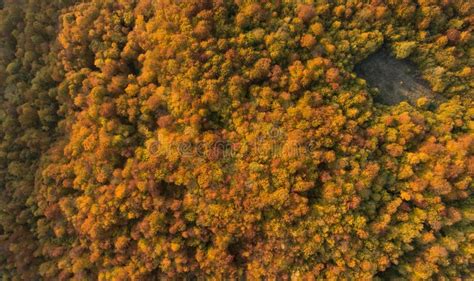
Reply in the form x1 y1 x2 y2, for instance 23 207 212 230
0 0 473 280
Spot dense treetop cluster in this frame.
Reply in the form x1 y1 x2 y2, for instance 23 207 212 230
0 0 472 280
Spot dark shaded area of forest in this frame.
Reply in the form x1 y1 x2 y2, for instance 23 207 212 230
355 47 442 106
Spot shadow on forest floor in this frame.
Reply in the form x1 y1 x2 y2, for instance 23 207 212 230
355 48 443 106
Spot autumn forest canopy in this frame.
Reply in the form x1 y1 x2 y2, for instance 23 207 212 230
0 0 473 280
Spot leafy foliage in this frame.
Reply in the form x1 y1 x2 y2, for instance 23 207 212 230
0 0 472 279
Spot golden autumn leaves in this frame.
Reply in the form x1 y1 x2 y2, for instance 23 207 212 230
0 0 472 280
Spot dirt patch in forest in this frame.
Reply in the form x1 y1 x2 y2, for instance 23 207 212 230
355 48 442 106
